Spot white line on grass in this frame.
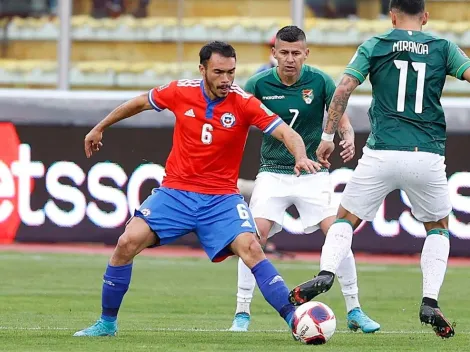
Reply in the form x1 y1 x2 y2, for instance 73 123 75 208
0 326 466 334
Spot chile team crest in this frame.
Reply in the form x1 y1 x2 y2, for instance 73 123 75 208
302 89 314 104
220 113 236 128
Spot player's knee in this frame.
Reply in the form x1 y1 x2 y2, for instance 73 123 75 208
424 216 449 233
116 232 140 259
246 236 265 261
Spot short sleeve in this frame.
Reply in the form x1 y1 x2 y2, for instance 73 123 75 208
344 40 374 84
244 96 283 134
147 81 177 112
446 41 470 80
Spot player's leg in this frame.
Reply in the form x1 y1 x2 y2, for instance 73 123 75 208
420 218 454 338
401 152 454 338
289 147 395 305
196 194 296 331
320 216 380 333
230 233 296 328
231 218 274 331
73 217 156 337
230 172 290 331
74 188 195 337
292 173 366 316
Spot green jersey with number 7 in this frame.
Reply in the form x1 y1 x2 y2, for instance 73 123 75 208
346 29 470 156
245 65 335 174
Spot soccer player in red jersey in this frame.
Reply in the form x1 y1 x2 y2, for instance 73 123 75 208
74 41 321 338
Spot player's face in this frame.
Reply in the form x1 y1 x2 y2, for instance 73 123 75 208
273 39 309 79
199 53 236 99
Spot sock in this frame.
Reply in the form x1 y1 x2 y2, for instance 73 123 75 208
251 259 295 324
422 297 438 309
101 263 133 322
421 229 450 301
236 257 256 315
336 249 360 313
320 219 354 274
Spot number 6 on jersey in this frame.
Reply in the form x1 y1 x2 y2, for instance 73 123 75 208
201 123 213 145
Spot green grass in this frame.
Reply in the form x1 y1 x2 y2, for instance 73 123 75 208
0 251 469 351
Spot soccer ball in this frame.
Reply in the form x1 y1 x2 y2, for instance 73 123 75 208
292 301 336 345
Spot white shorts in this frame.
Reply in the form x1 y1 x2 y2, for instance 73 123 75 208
249 172 338 238
341 147 452 223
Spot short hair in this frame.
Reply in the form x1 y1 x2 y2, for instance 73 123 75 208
275 25 306 43
389 0 425 15
199 41 236 67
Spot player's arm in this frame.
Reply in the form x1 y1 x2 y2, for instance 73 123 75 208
446 41 470 82
337 113 355 163
324 74 360 136
96 94 151 131
270 122 321 175
463 68 470 82
316 74 360 168
317 41 371 168
84 82 175 158
323 72 356 163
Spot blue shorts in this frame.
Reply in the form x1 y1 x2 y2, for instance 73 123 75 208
134 187 257 262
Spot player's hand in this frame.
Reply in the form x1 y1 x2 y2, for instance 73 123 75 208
316 140 335 169
339 139 355 163
294 157 322 176
84 128 104 158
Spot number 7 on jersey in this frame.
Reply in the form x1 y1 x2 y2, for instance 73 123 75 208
289 109 299 127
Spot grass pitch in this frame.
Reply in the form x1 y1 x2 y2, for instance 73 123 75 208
0 251 469 351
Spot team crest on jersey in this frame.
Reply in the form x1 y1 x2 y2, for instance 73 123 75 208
220 113 236 128
302 89 314 104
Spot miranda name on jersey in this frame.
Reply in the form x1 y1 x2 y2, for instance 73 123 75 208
393 41 429 55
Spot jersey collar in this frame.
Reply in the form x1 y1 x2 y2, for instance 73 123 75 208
273 65 306 86
200 80 225 104
200 79 225 119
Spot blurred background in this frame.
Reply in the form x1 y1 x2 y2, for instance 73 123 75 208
0 0 469 257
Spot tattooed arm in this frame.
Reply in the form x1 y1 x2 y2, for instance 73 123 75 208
316 74 359 168
324 74 360 135
337 113 356 163
338 113 355 141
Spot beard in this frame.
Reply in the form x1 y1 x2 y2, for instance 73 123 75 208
204 74 232 99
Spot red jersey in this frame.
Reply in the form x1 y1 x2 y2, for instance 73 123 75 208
148 79 283 194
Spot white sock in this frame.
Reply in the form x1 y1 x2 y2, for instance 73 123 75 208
320 221 354 274
235 257 256 315
336 249 360 313
421 232 450 301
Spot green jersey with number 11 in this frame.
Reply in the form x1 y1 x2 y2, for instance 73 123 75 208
346 29 470 156
245 65 335 174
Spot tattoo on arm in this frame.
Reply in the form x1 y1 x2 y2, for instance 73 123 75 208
325 74 359 134
338 123 355 141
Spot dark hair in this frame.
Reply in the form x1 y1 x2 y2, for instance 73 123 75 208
275 25 306 43
199 41 236 67
389 0 425 15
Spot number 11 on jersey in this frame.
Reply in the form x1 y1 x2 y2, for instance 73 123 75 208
394 60 426 114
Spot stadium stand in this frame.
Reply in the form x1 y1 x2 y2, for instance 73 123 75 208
0 0 469 93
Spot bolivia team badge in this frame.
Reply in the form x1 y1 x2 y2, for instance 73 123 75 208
302 89 313 104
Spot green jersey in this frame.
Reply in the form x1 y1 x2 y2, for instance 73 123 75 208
245 65 335 174
346 29 470 156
